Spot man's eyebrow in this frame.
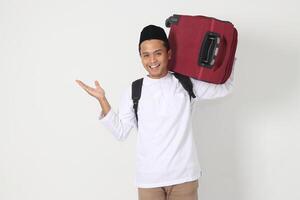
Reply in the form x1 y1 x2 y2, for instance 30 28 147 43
141 49 163 55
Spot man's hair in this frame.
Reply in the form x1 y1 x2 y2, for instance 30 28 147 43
138 25 170 54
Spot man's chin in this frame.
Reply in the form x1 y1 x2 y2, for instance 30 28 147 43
148 71 168 79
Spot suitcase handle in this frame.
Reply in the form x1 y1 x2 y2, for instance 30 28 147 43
198 32 221 68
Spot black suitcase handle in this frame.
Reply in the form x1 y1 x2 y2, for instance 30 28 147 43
198 32 221 68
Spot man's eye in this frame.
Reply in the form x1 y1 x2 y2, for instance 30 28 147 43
156 52 162 55
143 55 149 58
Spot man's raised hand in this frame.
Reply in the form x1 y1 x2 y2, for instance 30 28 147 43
75 80 105 100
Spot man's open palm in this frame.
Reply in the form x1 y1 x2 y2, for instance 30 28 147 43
76 80 105 100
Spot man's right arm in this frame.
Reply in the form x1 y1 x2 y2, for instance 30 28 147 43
76 79 136 141
98 86 136 141
97 96 111 117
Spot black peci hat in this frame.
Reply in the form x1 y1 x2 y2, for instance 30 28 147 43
139 25 169 50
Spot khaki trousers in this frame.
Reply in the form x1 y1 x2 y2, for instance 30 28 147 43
138 180 199 200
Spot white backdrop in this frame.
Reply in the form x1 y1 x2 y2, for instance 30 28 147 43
1 0 299 200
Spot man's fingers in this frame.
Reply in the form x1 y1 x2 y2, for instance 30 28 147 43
76 80 93 92
76 79 103 99
76 80 87 89
95 80 100 88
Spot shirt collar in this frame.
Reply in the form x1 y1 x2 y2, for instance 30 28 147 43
143 71 172 86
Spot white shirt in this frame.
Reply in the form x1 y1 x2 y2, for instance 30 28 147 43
99 71 234 188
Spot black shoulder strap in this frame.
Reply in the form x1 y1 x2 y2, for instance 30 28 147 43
131 73 195 123
131 78 143 123
173 72 196 100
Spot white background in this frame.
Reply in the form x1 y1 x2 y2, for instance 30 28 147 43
1 0 299 199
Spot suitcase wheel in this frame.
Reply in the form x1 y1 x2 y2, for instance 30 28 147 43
165 15 180 27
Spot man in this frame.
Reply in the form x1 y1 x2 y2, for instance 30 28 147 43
76 25 234 200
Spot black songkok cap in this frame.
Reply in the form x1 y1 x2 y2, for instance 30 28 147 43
139 25 169 48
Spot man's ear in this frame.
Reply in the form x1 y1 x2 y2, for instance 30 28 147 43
168 49 172 60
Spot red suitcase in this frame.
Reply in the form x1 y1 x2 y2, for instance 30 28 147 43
165 14 238 84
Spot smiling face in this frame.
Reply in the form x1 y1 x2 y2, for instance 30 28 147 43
139 39 171 79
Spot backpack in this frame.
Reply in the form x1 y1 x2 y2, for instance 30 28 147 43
131 72 196 122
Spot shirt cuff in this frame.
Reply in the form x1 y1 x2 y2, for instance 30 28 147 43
98 109 113 122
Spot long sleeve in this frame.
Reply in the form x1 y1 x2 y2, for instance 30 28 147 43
191 72 234 100
191 59 236 100
98 86 137 141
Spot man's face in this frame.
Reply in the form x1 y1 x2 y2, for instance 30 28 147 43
139 39 171 79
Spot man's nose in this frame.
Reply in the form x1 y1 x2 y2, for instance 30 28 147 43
150 54 157 62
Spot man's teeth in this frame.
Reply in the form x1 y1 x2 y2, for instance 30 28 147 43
150 64 160 69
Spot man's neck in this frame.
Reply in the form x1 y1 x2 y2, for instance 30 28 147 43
147 71 169 79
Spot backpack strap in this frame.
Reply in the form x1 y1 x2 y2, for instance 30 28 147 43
172 72 196 101
131 78 143 123
131 73 196 123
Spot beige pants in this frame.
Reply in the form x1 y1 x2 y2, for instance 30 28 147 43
138 180 199 200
